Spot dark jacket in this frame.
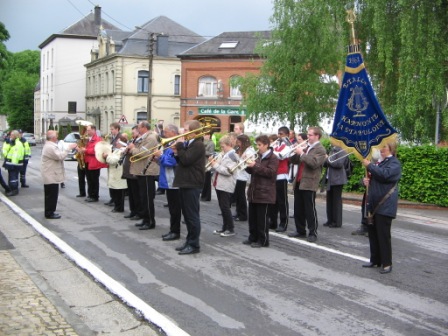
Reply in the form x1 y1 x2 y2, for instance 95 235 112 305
246 148 279 204
173 137 206 189
323 146 348 190
366 155 401 218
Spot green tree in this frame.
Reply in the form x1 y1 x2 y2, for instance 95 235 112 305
0 22 10 70
238 0 347 131
357 0 448 143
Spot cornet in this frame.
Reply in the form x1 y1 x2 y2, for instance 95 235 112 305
230 152 259 173
205 152 223 171
277 140 309 159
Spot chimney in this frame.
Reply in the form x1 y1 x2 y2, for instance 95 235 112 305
94 6 101 27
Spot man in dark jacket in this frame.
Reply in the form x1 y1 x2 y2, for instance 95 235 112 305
172 120 206 255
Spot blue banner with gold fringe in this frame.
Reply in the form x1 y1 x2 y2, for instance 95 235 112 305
330 51 397 160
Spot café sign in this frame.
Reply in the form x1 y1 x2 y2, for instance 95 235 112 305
199 107 246 116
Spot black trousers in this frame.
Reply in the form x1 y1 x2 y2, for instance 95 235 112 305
110 188 125 211
20 160 28 185
216 189 234 232
0 169 10 192
77 164 86 196
180 188 201 248
367 214 393 267
7 168 20 191
294 186 318 237
44 183 59 216
126 178 140 216
269 179 289 228
234 180 248 220
166 189 181 234
326 184 343 227
201 171 212 201
137 175 156 225
248 203 270 246
85 168 100 200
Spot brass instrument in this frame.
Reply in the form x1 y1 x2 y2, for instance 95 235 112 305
130 125 212 163
278 140 309 159
230 152 259 173
327 149 353 163
74 120 92 169
205 152 223 171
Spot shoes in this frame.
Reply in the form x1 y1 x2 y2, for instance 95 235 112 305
178 245 200 255
352 227 368 236
134 221 145 227
163 203 169 208
163 232 180 241
307 235 317 243
124 213 136 218
213 230 224 235
104 200 114 206
130 215 142 221
21 184 30 188
362 262 381 268
175 243 188 251
76 194 86 198
139 224 155 230
220 230 235 237
379 265 392 274
251 242 269 248
85 198 98 203
112 209 124 213
5 190 19 196
287 232 307 238
45 213 61 219
233 217 247 222
275 226 287 233
242 239 252 245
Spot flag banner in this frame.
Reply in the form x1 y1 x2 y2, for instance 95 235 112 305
330 51 397 160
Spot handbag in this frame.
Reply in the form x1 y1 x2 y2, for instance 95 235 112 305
366 183 397 225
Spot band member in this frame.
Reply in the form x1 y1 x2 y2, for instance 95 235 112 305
233 134 256 221
3 130 25 196
243 135 278 247
122 126 142 220
201 131 215 202
105 122 122 206
41 130 76 219
288 127 326 242
154 124 182 241
269 126 290 232
172 120 206 255
77 125 108 202
210 135 238 237
18 129 31 188
128 121 160 230
233 122 244 136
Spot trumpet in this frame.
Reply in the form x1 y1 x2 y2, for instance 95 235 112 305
230 152 259 173
277 140 309 159
130 125 212 163
205 152 223 171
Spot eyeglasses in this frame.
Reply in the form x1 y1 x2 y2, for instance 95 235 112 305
307 134 315 137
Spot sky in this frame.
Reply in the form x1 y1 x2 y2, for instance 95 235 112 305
1 0 274 52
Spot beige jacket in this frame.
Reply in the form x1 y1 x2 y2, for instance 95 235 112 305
41 141 69 185
106 149 128 189
129 131 160 176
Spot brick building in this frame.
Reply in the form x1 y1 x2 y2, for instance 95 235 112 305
178 31 270 133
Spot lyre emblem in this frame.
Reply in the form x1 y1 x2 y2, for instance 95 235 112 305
346 85 369 117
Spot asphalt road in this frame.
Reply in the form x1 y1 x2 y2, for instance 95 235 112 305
7 145 448 336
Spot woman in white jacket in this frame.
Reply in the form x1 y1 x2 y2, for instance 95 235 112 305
209 135 238 237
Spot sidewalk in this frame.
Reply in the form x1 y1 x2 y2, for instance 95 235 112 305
0 200 160 336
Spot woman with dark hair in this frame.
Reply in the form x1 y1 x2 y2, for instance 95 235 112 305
361 141 401 274
243 135 279 248
232 134 256 221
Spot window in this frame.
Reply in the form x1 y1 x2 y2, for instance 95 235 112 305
219 41 238 49
230 76 242 98
138 70 149 93
174 75 180 95
137 111 147 122
68 101 77 114
198 76 218 97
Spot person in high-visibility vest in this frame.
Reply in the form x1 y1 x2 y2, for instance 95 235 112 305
19 130 31 188
3 130 25 196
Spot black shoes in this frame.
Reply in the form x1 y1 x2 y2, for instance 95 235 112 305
134 221 145 227
250 242 269 248
111 209 124 213
6 190 18 196
287 232 307 238
307 235 317 243
163 233 180 241
76 194 86 198
380 265 392 274
352 227 368 236
85 198 98 203
242 239 252 245
138 221 156 230
362 262 381 268
104 200 114 206
21 184 30 188
178 245 200 255
124 213 136 218
175 243 188 251
275 226 287 233
45 213 61 219
130 215 142 221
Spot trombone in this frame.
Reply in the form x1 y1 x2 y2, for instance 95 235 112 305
327 149 353 163
129 125 211 163
230 152 259 173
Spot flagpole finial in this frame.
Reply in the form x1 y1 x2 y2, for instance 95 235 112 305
346 9 360 53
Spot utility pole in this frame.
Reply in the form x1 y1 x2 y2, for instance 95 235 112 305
147 33 156 122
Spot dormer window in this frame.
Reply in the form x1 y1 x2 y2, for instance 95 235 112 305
219 41 238 49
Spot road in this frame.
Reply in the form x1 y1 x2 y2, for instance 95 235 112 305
7 145 448 336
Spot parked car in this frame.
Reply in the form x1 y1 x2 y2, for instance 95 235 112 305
63 132 80 160
23 133 37 146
